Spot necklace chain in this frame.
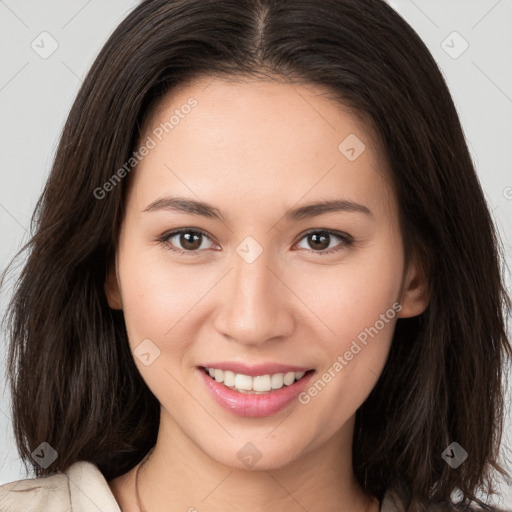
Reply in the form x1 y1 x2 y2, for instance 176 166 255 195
134 447 155 512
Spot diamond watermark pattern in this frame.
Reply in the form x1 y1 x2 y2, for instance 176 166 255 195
237 442 262 468
31 31 59 59
236 236 263 264
441 31 469 59
441 442 468 468
338 134 366 161
134 338 161 366
31 442 58 469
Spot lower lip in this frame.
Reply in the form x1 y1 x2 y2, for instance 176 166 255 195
197 368 315 417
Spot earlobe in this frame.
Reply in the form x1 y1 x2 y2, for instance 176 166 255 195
104 264 123 310
397 255 430 318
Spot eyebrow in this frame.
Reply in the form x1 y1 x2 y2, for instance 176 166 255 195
143 196 373 221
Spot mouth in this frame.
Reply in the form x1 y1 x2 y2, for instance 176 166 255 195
200 366 315 394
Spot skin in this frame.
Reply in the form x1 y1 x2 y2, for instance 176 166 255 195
105 77 429 512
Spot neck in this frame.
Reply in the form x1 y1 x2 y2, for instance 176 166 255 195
133 410 379 512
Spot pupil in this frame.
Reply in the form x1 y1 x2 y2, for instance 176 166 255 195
310 233 329 250
181 232 201 250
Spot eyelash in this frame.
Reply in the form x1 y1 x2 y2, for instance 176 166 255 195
157 228 354 257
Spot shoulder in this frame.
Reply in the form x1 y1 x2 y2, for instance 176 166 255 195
0 468 69 511
0 460 121 512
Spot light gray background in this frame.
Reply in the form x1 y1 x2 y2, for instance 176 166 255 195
1 0 511 508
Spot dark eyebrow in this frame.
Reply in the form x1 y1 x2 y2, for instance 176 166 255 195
284 199 373 221
143 197 225 220
143 197 373 221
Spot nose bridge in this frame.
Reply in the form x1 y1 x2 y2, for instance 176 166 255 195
214 242 293 344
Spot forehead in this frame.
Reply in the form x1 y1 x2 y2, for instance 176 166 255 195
143 76 382 158
128 77 395 221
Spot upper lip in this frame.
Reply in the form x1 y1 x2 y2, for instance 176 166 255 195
199 362 314 376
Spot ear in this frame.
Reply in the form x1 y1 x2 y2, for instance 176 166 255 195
105 263 123 310
397 252 430 318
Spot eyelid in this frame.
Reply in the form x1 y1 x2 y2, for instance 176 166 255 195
293 228 354 255
158 228 218 256
158 227 353 256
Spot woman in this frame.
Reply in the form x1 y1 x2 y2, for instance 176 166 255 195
0 0 510 511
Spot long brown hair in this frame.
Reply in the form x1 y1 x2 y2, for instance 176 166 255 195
1 1 511 510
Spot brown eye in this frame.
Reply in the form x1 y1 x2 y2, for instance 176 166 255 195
306 232 330 250
160 229 216 255
177 231 203 251
295 230 353 254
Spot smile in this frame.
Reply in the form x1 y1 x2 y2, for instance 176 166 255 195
198 365 316 417
203 367 310 394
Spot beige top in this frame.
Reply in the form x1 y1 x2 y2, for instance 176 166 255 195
0 460 404 511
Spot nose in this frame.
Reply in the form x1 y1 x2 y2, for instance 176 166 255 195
213 247 295 347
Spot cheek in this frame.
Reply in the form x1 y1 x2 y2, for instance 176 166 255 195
294 241 402 429
116 245 201 344
292 250 401 433
293 240 403 351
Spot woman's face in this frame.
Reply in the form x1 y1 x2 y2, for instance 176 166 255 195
106 77 428 470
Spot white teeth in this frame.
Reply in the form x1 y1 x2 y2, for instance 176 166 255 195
253 375 272 392
205 368 309 393
234 373 252 391
271 373 284 389
283 372 295 386
223 370 235 387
